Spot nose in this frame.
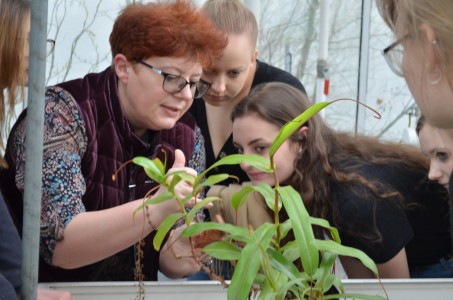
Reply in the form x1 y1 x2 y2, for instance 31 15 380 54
239 161 250 171
210 76 226 94
428 162 442 181
176 84 196 101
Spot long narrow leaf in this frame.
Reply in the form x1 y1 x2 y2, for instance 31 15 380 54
278 186 319 277
202 241 242 260
185 196 221 222
153 213 184 250
201 173 231 186
309 216 341 243
133 191 174 217
181 221 250 240
315 252 338 292
132 156 165 183
270 101 330 156
313 239 378 275
267 247 300 281
196 154 271 186
228 223 276 300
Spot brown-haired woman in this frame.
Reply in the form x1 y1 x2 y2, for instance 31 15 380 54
0 0 227 282
211 82 451 278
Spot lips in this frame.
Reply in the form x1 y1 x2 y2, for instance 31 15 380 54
161 105 181 118
205 94 227 102
247 172 266 181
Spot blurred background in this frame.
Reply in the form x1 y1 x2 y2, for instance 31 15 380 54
38 0 417 144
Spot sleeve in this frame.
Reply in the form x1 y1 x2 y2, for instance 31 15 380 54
334 184 413 264
186 126 207 222
10 86 88 265
0 193 22 294
187 126 205 178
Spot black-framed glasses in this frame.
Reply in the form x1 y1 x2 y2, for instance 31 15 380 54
46 39 55 57
381 34 409 77
136 60 211 99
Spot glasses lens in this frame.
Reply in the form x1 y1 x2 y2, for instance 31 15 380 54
384 43 404 76
194 81 210 98
162 74 187 94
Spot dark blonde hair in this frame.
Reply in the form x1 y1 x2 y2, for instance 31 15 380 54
232 82 429 241
201 0 258 50
0 0 30 167
109 0 227 68
376 0 453 95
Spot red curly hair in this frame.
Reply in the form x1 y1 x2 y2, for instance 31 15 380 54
109 0 227 68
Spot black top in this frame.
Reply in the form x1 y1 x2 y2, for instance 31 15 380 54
332 160 451 266
189 60 306 186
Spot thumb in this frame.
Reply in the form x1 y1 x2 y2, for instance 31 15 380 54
172 149 186 168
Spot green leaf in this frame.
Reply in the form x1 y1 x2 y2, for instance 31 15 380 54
230 184 279 213
278 186 319 277
201 173 231 186
313 239 379 275
181 221 250 240
228 223 276 300
185 196 221 222
270 101 331 156
281 241 299 262
230 185 254 211
309 216 341 243
153 213 184 251
278 219 293 240
197 154 271 184
133 191 174 217
315 252 339 293
267 247 300 281
202 241 242 260
132 156 165 183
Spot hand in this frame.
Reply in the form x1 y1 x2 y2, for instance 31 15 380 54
156 149 210 209
168 149 197 202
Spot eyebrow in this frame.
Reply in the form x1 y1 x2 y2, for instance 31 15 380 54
233 138 268 147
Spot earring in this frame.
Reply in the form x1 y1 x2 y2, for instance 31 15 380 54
428 65 442 85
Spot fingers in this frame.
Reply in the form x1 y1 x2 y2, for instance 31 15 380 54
172 149 186 168
184 196 213 209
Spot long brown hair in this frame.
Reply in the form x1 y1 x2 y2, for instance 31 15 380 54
0 0 30 168
232 82 429 240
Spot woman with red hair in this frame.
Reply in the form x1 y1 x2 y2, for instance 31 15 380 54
0 0 226 282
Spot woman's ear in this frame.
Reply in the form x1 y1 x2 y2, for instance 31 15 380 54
419 23 439 67
253 48 259 62
298 126 309 142
114 54 130 84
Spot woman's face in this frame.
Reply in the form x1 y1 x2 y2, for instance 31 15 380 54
117 55 202 137
201 33 257 108
418 123 453 191
233 113 299 186
400 27 453 129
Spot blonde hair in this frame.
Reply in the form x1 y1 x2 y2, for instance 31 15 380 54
201 0 258 49
377 0 453 94
0 0 30 167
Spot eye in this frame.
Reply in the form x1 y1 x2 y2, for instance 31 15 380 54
436 151 449 162
254 145 268 154
228 70 241 78
164 74 180 83
235 147 244 154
